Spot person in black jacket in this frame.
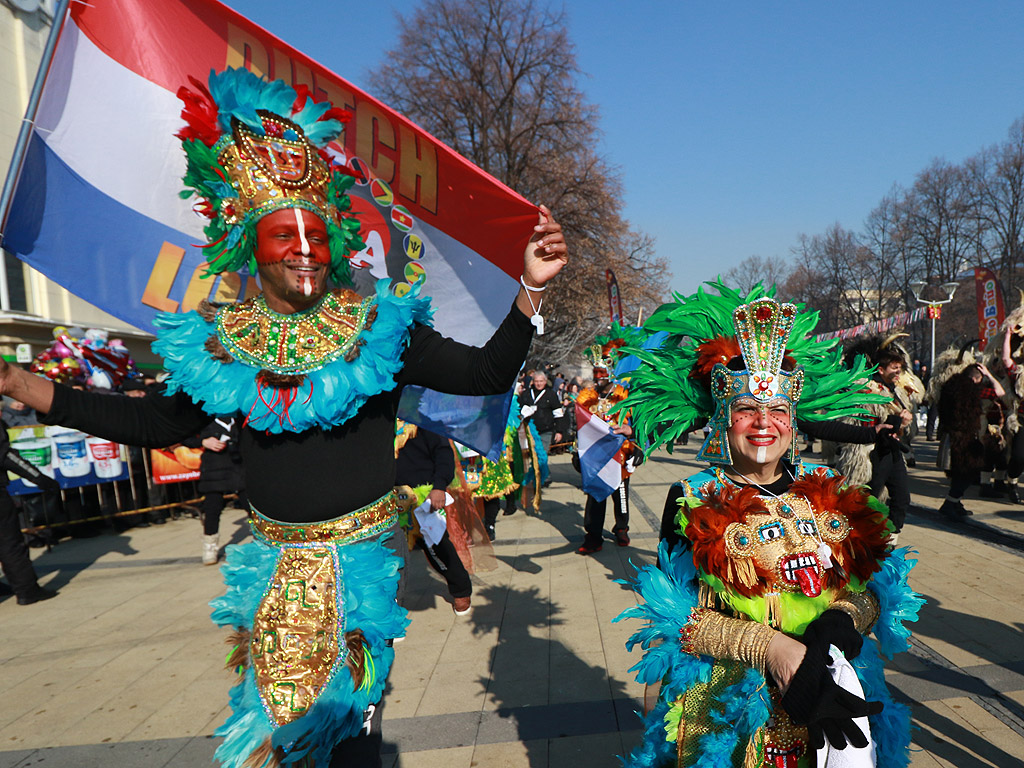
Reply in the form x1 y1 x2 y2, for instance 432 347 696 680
518 371 566 454
185 417 246 565
0 419 60 605
394 424 472 615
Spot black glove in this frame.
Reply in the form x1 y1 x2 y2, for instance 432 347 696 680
781 639 883 750
801 609 863 661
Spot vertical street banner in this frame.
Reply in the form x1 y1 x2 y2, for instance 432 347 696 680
974 267 1005 351
0 0 536 346
606 269 623 324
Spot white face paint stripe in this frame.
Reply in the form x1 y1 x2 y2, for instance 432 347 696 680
294 208 311 256
756 445 767 463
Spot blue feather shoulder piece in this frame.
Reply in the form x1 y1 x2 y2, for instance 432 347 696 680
153 279 432 433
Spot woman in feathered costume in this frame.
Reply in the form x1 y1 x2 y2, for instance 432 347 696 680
613 281 923 768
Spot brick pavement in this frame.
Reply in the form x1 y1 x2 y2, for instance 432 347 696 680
1 445 1022 767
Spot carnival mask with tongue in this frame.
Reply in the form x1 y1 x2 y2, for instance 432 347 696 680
723 496 838 597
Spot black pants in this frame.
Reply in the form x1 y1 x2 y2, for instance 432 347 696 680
582 478 629 547
200 490 249 536
869 450 908 532
419 530 471 598
483 498 500 529
0 492 41 597
329 699 383 767
1008 428 1024 479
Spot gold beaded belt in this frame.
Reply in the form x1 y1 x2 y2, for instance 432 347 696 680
249 491 399 547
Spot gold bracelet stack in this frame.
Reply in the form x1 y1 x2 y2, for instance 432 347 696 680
681 608 777 674
830 590 881 634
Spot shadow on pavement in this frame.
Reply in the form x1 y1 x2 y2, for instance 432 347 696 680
911 700 1024 768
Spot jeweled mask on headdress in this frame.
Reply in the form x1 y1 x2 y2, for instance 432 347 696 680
176 68 365 285
696 298 805 465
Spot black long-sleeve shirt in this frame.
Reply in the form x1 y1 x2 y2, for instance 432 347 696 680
41 304 533 523
394 428 455 490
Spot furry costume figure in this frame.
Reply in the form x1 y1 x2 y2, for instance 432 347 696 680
938 370 986 474
826 335 912 492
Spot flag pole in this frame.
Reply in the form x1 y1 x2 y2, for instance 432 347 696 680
0 0 73 310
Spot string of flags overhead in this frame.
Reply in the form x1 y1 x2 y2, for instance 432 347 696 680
814 306 929 342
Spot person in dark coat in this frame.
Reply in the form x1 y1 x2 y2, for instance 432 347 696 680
517 371 566 454
184 417 246 565
938 364 1003 517
0 419 60 604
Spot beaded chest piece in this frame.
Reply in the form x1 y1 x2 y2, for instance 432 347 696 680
215 289 376 376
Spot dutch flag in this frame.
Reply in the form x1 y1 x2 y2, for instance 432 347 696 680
575 403 626 502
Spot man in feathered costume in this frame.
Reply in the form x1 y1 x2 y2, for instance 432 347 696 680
613 282 922 768
0 68 567 767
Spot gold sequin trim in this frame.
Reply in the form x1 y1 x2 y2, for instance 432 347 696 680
250 492 399 547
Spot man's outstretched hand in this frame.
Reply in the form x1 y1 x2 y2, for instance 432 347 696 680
521 205 567 289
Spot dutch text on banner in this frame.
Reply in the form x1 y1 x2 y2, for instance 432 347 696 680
1 0 535 448
974 267 1005 351
1 0 535 345
575 403 625 503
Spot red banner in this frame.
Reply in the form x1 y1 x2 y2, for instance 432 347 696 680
974 267 1005 351
606 269 623 323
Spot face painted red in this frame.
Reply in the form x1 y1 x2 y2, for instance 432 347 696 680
255 208 332 313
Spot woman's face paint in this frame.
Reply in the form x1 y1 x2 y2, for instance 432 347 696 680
726 397 793 470
255 208 332 312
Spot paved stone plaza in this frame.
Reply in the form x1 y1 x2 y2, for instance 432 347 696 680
2 444 1023 767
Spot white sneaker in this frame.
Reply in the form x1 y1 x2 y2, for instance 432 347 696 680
201 534 219 565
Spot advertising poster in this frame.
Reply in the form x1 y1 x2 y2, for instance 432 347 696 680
7 424 130 496
150 446 203 485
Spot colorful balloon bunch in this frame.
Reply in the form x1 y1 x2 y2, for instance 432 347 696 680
29 327 139 389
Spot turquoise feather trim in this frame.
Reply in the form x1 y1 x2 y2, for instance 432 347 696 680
869 546 926 659
614 542 771 767
616 538 920 767
209 533 408 768
152 280 432 433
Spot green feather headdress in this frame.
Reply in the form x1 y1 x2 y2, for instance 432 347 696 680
176 68 365 284
616 280 885 457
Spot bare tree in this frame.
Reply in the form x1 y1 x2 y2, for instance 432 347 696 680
722 254 792 294
370 0 668 366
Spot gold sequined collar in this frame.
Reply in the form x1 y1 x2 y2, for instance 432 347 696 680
215 289 377 375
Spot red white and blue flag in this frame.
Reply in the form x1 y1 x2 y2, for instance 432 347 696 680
1 0 536 345
575 403 626 502
1 0 536 457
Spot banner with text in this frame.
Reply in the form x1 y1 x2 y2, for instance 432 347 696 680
974 267 1005 351
1 0 534 349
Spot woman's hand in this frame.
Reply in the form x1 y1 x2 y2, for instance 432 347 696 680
766 632 806 694
521 205 568 289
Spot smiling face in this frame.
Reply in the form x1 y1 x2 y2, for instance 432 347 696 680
727 396 793 472
255 208 332 313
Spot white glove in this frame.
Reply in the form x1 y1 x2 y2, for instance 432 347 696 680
552 408 565 418
521 405 537 418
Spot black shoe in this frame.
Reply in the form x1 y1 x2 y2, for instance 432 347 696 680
485 525 496 542
979 484 1000 499
17 586 58 606
614 529 630 547
576 541 602 555
1010 486 1021 504
939 499 972 518
905 456 916 468
502 505 517 516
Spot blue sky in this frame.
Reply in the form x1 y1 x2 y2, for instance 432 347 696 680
223 0 1024 295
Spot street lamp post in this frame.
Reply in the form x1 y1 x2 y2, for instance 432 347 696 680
909 280 960 371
